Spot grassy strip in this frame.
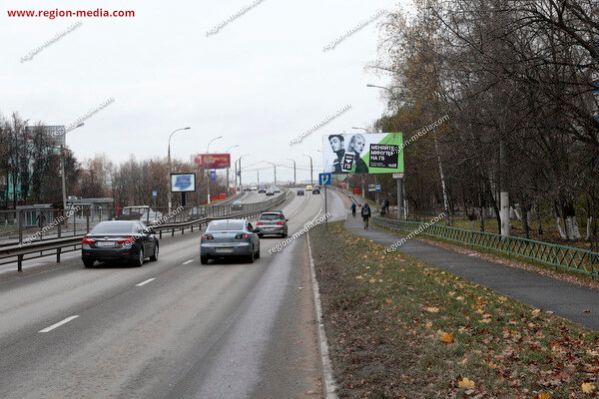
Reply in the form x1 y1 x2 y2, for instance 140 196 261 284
310 222 598 398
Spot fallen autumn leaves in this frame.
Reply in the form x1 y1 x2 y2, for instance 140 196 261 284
310 222 598 398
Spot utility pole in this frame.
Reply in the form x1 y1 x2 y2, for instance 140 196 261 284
304 154 313 185
167 127 190 213
288 159 296 186
257 169 260 187
238 158 243 188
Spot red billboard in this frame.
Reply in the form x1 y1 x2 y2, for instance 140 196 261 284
194 153 231 169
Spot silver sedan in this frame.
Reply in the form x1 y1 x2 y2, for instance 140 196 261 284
200 219 261 264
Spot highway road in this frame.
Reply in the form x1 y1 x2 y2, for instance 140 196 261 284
0 189 332 399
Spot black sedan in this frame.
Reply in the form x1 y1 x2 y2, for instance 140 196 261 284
81 221 159 268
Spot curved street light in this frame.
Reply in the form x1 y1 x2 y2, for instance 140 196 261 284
303 154 314 185
167 126 191 213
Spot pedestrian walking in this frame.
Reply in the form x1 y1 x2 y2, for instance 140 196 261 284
361 203 371 229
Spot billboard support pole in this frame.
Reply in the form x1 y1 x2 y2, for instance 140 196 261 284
324 184 328 224
207 170 211 205
396 177 403 220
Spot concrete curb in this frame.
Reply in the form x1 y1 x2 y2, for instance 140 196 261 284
307 230 338 399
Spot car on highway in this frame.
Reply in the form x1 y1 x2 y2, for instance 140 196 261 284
306 184 313 190
265 187 275 196
200 219 260 264
119 205 163 225
312 187 321 194
231 200 244 211
256 211 288 238
258 187 267 194
297 189 305 196
273 186 281 193
81 220 159 268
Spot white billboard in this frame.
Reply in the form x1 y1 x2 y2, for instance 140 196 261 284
170 173 196 193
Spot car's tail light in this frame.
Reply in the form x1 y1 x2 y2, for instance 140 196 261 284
276 221 285 225
256 221 263 226
117 236 135 245
235 233 251 239
81 237 96 245
201 234 214 240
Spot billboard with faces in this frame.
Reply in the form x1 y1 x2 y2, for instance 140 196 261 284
322 133 404 174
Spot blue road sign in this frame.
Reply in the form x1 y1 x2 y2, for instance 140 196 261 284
152 190 158 198
209 170 217 182
319 173 332 186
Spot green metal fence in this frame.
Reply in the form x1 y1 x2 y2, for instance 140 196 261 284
373 217 599 279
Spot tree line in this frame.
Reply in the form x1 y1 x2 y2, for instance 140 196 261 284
374 0 599 245
0 113 224 210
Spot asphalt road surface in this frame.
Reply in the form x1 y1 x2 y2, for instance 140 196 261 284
0 189 328 399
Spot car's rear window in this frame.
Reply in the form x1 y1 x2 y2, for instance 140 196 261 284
207 221 245 231
260 213 284 221
91 222 135 234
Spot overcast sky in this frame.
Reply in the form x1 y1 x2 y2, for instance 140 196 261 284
2 0 411 183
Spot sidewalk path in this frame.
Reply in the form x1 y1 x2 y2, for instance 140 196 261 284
343 211 599 331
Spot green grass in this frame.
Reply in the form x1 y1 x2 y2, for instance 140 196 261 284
310 222 598 398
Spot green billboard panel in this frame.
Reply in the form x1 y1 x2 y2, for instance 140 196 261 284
322 133 404 174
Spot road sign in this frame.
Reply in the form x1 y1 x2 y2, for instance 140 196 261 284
319 173 332 186
209 170 217 182
368 184 381 192
152 191 157 198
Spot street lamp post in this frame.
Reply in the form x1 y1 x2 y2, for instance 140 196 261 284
303 154 313 185
287 158 296 186
225 145 239 195
263 161 277 185
60 123 85 224
167 126 191 214
235 154 249 191
205 136 223 204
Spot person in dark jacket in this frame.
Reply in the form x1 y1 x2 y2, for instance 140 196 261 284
361 203 371 229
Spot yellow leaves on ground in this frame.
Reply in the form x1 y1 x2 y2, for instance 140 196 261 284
425 321 433 329
438 331 454 344
424 306 440 313
532 308 542 317
581 382 596 393
534 392 552 399
457 377 475 389
385 298 393 305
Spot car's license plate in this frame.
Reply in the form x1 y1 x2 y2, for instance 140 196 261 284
215 248 234 254
96 241 115 248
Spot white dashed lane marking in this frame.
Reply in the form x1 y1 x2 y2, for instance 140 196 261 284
135 278 156 287
39 315 79 333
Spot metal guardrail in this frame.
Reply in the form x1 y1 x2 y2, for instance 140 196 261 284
0 192 290 273
373 216 599 279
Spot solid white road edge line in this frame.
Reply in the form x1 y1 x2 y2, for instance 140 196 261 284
307 231 338 399
38 315 79 333
135 278 156 287
183 259 194 265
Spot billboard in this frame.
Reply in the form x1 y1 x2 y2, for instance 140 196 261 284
170 173 196 193
25 125 66 146
322 133 404 174
194 153 231 169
